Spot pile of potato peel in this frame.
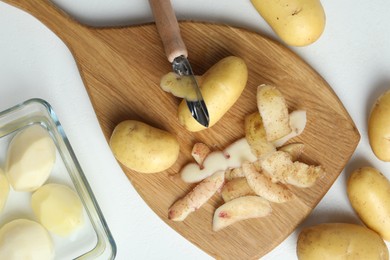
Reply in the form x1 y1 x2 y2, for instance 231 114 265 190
168 84 325 231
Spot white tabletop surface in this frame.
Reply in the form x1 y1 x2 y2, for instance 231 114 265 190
1 0 390 259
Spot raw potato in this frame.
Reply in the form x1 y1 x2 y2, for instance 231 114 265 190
110 120 180 174
257 84 291 141
6 124 56 192
213 196 272 231
0 219 54 260
0 168 9 213
221 177 256 202
32 183 84 236
297 223 389 260
244 112 276 157
177 56 248 131
169 171 225 221
369 90 390 161
251 0 326 46
347 167 390 241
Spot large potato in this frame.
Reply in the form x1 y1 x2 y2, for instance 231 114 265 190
297 223 389 260
347 166 390 241
110 120 180 173
6 124 56 192
251 0 326 46
369 90 390 161
177 56 248 132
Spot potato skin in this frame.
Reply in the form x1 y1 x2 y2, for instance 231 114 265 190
369 90 390 161
347 167 390 241
297 223 389 260
109 120 180 174
251 0 325 46
178 56 248 132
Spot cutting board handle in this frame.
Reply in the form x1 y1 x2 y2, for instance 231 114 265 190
149 0 188 63
3 0 83 44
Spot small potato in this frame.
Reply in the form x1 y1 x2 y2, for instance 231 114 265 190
0 219 54 260
297 223 389 260
0 168 9 213
6 124 56 192
251 0 326 46
32 183 84 236
110 120 180 174
347 166 390 241
177 56 248 132
369 90 390 161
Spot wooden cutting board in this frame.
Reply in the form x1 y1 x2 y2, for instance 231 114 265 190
4 1 360 259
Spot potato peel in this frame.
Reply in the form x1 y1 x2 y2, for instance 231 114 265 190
257 84 291 141
221 177 256 202
213 196 272 231
169 171 225 221
243 161 294 203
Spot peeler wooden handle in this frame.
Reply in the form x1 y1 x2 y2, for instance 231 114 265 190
148 0 188 62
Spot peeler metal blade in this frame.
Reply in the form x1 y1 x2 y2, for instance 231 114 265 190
172 55 209 127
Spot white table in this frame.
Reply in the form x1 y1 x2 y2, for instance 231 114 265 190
0 0 389 259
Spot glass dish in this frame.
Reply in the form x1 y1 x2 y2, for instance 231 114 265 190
0 98 116 259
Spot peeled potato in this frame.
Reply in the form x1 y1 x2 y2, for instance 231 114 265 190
0 168 9 213
6 124 56 192
0 219 54 260
110 120 180 174
32 183 84 237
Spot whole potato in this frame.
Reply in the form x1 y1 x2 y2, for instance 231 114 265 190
32 184 84 236
347 166 390 241
297 223 389 260
369 90 390 161
251 0 326 46
178 56 248 132
110 120 180 173
6 124 56 192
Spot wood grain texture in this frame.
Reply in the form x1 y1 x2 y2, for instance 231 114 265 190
3 1 360 259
